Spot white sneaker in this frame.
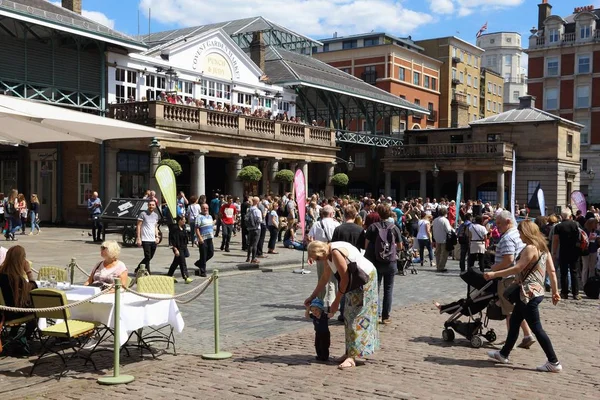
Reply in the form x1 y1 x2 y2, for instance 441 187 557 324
487 350 509 364
536 361 562 373
83 338 98 350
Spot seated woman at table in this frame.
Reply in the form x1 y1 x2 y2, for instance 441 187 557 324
84 240 128 289
0 245 37 340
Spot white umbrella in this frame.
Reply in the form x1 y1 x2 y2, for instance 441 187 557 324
0 95 189 145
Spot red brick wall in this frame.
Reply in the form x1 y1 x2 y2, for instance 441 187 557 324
560 79 574 109
561 54 574 76
594 51 600 73
61 142 100 225
592 111 600 144
593 77 600 107
528 57 544 79
354 56 385 65
560 113 573 122
528 82 543 104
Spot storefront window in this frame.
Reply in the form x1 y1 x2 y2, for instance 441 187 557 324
0 159 17 195
117 152 150 198
78 162 92 206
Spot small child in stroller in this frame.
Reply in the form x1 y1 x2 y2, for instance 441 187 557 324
398 236 419 275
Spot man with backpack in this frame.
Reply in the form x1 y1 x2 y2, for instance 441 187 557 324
245 197 262 264
457 213 472 272
364 203 402 324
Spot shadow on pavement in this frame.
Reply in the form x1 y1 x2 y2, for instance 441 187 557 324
261 303 306 310
273 316 308 322
234 353 322 366
410 336 496 349
423 355 532 371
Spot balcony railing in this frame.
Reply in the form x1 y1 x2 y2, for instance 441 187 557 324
452 56 461 64
385 142 514 160
452 92 467 105
109 101 336 147
531 29 600 48
504 77 528 84
562 32 576 43
451 78 461 86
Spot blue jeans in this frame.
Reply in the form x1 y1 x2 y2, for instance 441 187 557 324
283 239 304 250
500 296 558 363
30 211 40 233
418 239 433 264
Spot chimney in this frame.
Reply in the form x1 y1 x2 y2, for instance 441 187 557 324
250 32 265 72
519 95 536 109
62 0 82 14
538 0 552 31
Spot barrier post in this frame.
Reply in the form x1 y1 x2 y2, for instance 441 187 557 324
202 269 232 360
98 280 135 385
69 258 76 285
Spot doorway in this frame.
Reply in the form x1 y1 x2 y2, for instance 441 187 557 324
30 151 57 223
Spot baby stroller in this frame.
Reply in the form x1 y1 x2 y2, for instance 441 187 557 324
438 268 505 348
397 236 417 275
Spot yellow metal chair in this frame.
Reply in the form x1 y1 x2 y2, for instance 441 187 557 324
29 289 99 377
37 266 68 283
0 290 35 356
135 275 177 355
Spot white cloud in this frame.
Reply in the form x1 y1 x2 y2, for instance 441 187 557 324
48 1 115 29
139 0 434 37
428 0 454 15
428 0 524 17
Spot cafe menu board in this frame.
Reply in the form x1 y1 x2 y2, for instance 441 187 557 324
100 198 160 221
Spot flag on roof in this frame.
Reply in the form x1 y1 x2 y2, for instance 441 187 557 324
476 22 488 38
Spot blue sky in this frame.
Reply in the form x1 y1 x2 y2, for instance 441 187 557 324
62 0 593 44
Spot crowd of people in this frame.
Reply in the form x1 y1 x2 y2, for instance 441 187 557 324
0 190 41 241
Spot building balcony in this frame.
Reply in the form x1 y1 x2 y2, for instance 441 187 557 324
451 92 468 106
385 142 514 161
451 78 461 86
452 56 461 64
504 77 527 84
562 32 576 43
530 29 600 49
108 101 336 148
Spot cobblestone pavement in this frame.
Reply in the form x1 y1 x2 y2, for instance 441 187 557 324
1 230 598 399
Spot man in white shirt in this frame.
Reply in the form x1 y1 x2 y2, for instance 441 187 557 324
432 207 454 272
308 205 340 308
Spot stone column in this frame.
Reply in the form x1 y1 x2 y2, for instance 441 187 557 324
433 175 441 200
384 171 392 197
270 158 281 194
419 170 427 198
261 160 269 195
456 170 464 201
191 150 208 197
497 170 505 208
229 155 245 199
149 138 161 194
325 162 336 199
106 147 118 201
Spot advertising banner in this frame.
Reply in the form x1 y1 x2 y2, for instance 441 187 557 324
155 164 177 223
571 191 587 215
294 169 306 240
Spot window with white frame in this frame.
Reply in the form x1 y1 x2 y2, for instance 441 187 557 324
498 85 502 95
493 84 497 95
452 47 457 57
580 24 592 39
487 100 491 111
115 68 137 103
575 118 590 145
548 28 559 43
145 74 166 100
452 68 457 80
237 93 252 105
576 85 590 108
431 77 437 91
505 55 512 66
546 57 559 76
474 77 478 88
578 54 591 74
545 87 558 109
473 95 478 107
399 67 405 81
467 74 472 86
78 162 92 206
459 71 464 83
467 94 471 105
424 75 430 89
493 102 497 112
513 90 520 100
354 152 366 168
488 82 492 93
413 71 420 85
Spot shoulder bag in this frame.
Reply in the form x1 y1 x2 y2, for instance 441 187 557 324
502 254 542 305
332 248 370 293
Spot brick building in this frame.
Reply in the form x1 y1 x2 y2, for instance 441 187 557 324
526 1 599 202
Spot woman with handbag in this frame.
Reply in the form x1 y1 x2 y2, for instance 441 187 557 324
305 240 379 370
484 220 562 372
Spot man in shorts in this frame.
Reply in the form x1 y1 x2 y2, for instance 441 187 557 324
491 210 535 348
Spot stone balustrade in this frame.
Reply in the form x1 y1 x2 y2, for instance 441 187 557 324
109 101 336 147
386 142 514 160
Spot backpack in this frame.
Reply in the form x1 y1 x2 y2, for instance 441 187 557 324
457 223 469 245
374 222 398 263
577 228 589 255
446 230 458 251
583 275 600 299
245 209 261 230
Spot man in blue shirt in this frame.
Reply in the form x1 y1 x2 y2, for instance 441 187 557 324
87 191 103 242
210 193 222 237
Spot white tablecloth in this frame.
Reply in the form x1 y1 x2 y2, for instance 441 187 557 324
37 285 185 346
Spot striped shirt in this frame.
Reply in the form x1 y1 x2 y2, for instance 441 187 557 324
197 214 214 240
495 227 525 266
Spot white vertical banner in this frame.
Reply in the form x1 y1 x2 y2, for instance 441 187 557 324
511 150 516 215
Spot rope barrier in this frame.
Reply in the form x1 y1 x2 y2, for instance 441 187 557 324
121 276 214 303
0 285 114 313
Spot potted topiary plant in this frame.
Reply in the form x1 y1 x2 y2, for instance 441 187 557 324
274 169 294 184
238 165 262 182
159 158 183 176
331 173 349 187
